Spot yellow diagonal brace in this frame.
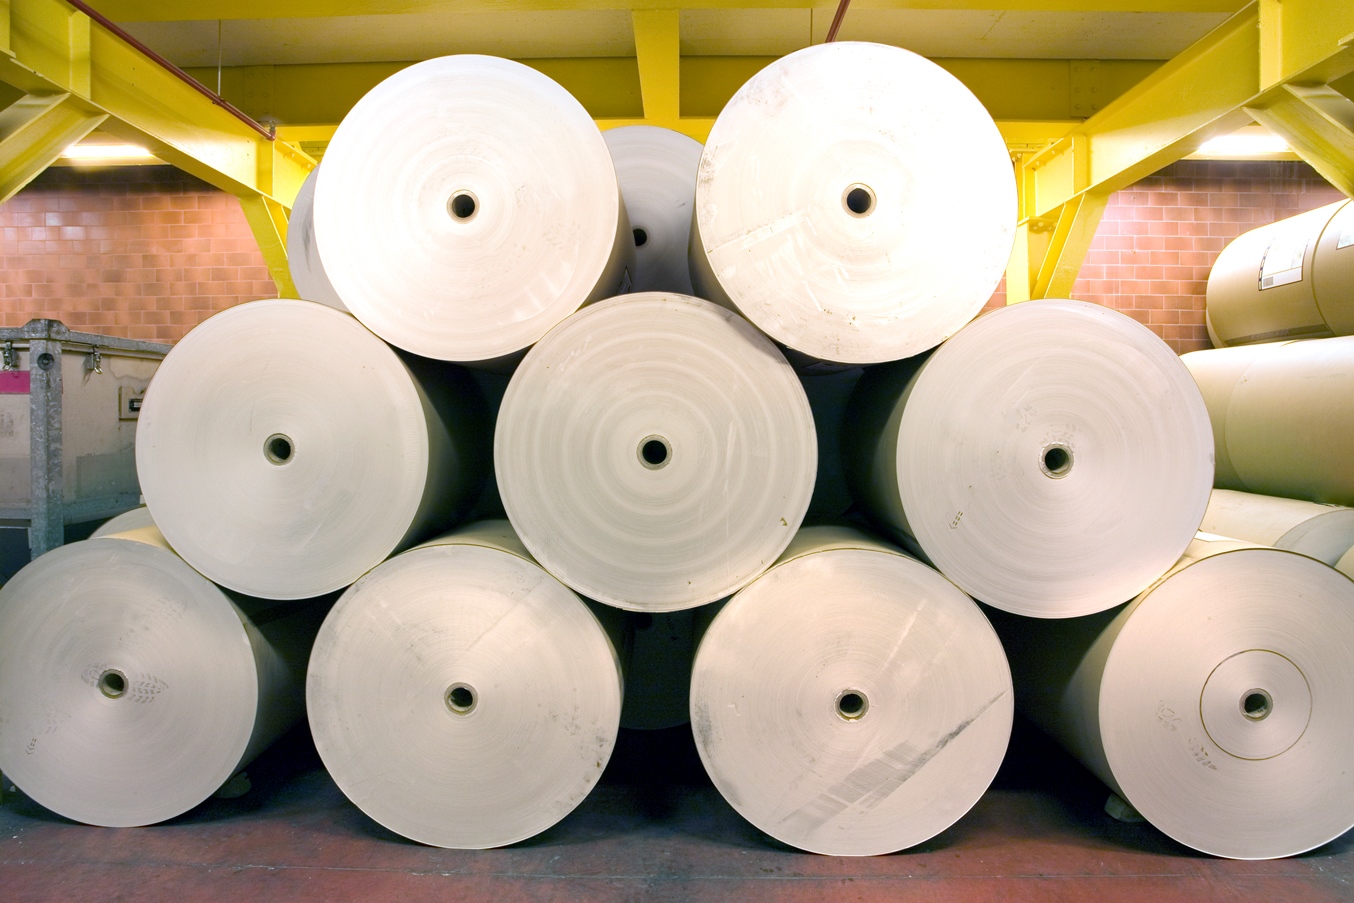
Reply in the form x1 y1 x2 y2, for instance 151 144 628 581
631 8 679 126
1245 85 1354 198
1006 191 1111 303
0 92 106 203
238 194 295 298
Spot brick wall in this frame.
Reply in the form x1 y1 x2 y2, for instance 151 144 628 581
982 159 1346 353
0 166 276 344
0 159 1344 353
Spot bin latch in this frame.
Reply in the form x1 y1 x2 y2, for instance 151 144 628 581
87 346 102 374
1 342 12 371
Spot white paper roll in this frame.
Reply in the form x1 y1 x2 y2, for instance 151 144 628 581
603 126 702 295
690 41 1014 366
1205 202 1341 346
306 520 623 849
0 529 318 827
136 299 487 599
990 535 1354 859
1338 544 1354 579
313 55 635 365
691 525 1012 856
1201 488 1354 566
286 166 346 311
1182 336 1354 506
847 299 1214 618
496 293 816 611
1313 199 1354 336
90 505 154 539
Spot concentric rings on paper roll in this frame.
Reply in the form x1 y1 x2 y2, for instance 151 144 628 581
0 531 303 826
495 293 816 611
314 55 634 364
993 537 1354 859
604 126 702 295
286 166 346 311
1183 336 1354 507
849 299 1214 618
690 525 1012 856
306 521 623 848
1201 488 1354 566
691 41 1014 365
136 299 486 599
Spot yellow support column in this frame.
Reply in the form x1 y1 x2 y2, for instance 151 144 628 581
238 194 296 299
0 92 106 202
631 9 679 128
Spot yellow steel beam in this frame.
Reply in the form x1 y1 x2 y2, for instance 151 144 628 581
239 193 295 298
632 9 679 125
1012 1 1354 301
0 0 313 208
0 92 106 202
94 0 1248 18
1246 85 1354 198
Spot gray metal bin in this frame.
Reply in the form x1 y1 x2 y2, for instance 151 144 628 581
0 319 169 561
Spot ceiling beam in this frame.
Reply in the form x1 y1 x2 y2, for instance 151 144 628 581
1007 0 1354 304
0 0 313 206
0 92 107 202
94 1 1248 20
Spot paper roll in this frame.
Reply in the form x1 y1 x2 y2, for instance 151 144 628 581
989 535 1354 859
1205 202 1341 346
1338 544 1354 579
847 299 1214 618
90 505 154 539
136 299 488 599
306 520 623 849
691 524 1012 856
313 55 635 365
690 41 1014 366
0 529 320 827
620 609 697 731
1201 488 1354 566
1313 199 1354 335
603 126 702 295
1182 336 1354 506
495 293 816 611
286 166 346 311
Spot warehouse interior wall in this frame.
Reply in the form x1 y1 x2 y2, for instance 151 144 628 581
0 159 1344 353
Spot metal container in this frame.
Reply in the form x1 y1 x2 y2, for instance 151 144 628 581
0 319 168 561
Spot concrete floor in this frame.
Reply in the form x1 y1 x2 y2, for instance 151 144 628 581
1 717 1349 902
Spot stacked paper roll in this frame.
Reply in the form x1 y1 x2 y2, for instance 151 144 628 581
1182 336 1354 506
691 41 1014 366
603 126 702 295
136 299 487 600
988 535 1354 859
90 505 154 538
1206 200 1354 346
495 293 816 612
1201 488 1354 565
620 609 698 731
691 525 1012 855
313 55 634 366
306 520 623 848
286 166 346 311
1338 546 1354 579
846 298 1214 618
0 526 321 827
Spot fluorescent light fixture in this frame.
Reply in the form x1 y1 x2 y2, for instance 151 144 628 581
60 143 156 161
1195 133 1290 157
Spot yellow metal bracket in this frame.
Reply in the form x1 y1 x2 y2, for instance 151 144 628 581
238 194 295 298
1009 1 1354 303
0 91 106 202
598 9 713 141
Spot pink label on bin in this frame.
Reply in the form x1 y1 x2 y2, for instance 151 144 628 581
0 370 31 394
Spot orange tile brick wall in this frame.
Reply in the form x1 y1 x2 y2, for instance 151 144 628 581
0 159 1344 353
981 159 1346 353
0 166 277 344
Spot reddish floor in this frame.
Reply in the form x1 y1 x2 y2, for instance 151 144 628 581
1 718 1349 902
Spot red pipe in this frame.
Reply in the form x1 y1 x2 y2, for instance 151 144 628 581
62 0 275 141
824 0 852 42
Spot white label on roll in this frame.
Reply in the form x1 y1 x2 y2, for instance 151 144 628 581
1338 225 1354 250
1258 235 1307 289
